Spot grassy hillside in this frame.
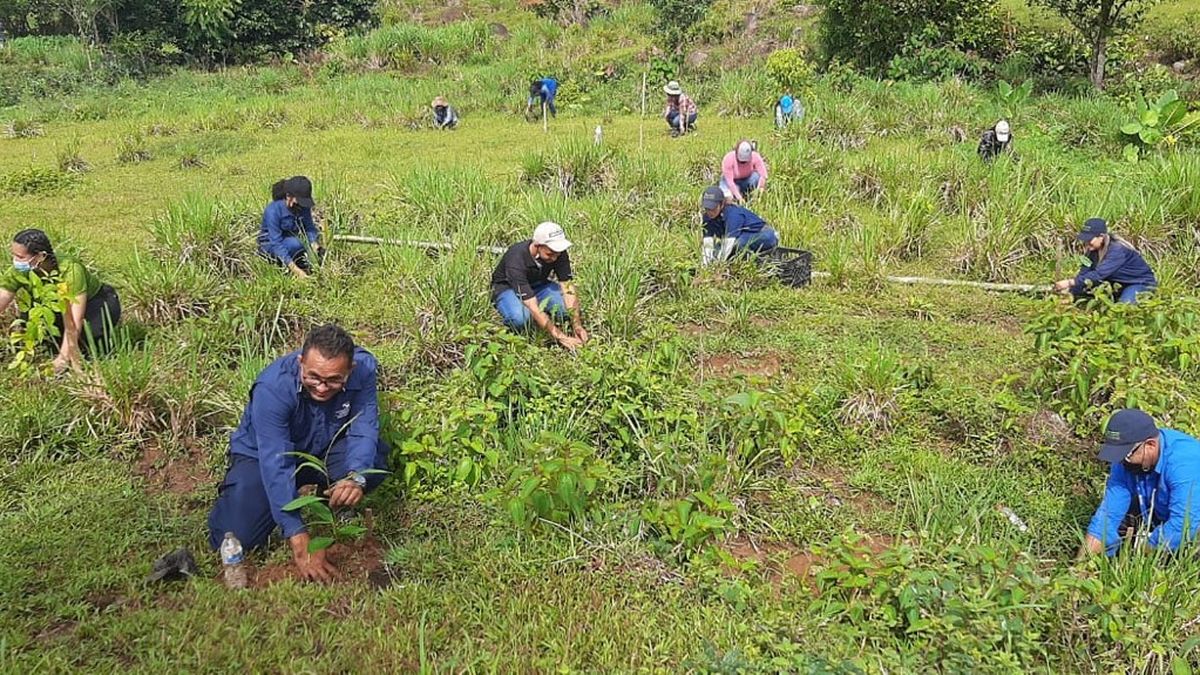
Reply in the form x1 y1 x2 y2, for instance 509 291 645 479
1 5 1200 672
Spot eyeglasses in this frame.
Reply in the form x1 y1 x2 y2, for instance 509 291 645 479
301 370 348 389
1123 441 1145 463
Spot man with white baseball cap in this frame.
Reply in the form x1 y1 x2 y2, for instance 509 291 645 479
977 119 1013 162
490 222 589 350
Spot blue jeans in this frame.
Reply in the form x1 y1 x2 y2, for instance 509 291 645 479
734 227 779 255
720 172 761 199
666 111 697 131
1117 284 1154 304
529 94 557 117
259 236 308 269
494 283 567 331
206 436 389 551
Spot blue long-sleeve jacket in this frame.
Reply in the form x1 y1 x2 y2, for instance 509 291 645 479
1072 239 1157 295
228 348 381 538
259 199 320 265
528 78 558 104
703 204 768 240
1087 429 1200 555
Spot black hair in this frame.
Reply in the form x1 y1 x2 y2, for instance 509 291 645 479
12 228 57 268
529 79 541 92
302 323 355 361
271 179 287 202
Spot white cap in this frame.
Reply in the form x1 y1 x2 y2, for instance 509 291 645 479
532 221 572 252
995 120 1011 142
736 141 753 163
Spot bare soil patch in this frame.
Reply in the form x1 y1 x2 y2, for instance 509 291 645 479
136 441 212 498
251 537 391 589
702 352 782 378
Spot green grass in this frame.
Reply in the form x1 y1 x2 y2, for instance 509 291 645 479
2 53 1200 671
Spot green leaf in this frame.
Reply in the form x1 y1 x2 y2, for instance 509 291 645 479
308 501 335 524
1120 121 1142 135
308 536 335 553
1141 109 1160 127
1140 128 1163 146
336 524 367 538
1123 144 1140 163
282 495 324 511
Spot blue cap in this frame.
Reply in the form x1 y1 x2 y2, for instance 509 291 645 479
1077 218 1107 242
780 95 794 113
1098 409 1158 463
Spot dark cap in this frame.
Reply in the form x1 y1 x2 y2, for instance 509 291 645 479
1077 217 1107 242
285 176 315 209
701 185 725 210
1097 409 1158 463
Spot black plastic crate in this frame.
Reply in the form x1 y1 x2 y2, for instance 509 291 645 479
766 246 813 287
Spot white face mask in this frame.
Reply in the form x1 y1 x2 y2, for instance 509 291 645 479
12 258 32 272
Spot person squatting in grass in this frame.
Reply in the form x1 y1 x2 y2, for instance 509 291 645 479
1053 217 1157 304
259 175 324 279
0 228 121 374
1080 408 1200 557
431 96 459 130
490 221 590 351
700 185 779 265
526 77 558 119
720 140 768 204
663 80 698 137
978 119 1013 162
774 92 803 129
206 324 390 583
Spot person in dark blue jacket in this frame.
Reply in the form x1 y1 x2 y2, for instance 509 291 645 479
207 324 389 583
699 185 778 264
526 77 558 119
1081 409 1200 557
259 175 322 278
1054 218 1156 304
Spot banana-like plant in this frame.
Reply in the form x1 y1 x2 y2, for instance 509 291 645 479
1121 90 1200 162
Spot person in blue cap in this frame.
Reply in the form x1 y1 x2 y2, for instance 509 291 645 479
526 77 558 119
260 176 323 279
700 185 778 264
1053 218 1156 304
774 92 803 129
1081 409 1200 557
206 324 390 583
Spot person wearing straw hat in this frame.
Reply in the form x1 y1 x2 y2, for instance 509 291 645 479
700 185 778 265
720 140 768 203
491 222 589 351
431 96 459 130
1053 217 1157 304
774 92 803 129
663 80 698 137
977 119 1013 162
1080 408 1200 557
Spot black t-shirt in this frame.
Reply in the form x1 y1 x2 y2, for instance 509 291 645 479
490 240 573 300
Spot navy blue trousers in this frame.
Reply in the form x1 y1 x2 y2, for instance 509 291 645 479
206 437 389 551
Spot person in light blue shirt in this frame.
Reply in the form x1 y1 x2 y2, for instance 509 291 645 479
526 77 558 119
206 324 389 583
774 93 803 129
259 175 322 278
1081 409 1200 557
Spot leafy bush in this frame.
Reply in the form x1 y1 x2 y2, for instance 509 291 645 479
642 491 734 558
765 48 814 93
1025 292 1200 432
0 165 77 196
492 435 613 530
1119 89 1200 162
1143 2 1200 61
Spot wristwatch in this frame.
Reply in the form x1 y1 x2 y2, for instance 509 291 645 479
347 471 367 489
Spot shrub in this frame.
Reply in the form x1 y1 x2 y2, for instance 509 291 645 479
1143 3 1200 61
0 165 77 196
1025 292 1200 433
491 435 613 530
765 48 814 93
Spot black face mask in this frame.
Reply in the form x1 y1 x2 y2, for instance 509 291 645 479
288 202 303 215
1122 460 1152 474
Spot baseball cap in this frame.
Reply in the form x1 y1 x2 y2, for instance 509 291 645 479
532 221 572 252
1097 409 1158 463
779 95 794 113
1077 217 1107 242
284 176 315 209
736 141 753 163
995 120 1011 143
701 185 725 210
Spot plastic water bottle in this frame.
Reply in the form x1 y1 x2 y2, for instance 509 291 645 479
594 125 603 146
220 532 249 590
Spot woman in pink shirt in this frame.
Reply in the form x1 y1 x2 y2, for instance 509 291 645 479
720 140 767 202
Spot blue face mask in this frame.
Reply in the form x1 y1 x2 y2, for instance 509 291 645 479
12 258 32 272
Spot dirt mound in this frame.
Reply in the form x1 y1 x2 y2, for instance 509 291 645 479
702 352 781 378
251 537 391 589
136 442 212 498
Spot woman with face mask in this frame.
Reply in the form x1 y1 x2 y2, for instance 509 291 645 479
260 176 322 278
0 229 121 373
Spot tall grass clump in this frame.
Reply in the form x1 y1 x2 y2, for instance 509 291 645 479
332 21 492 70
952 165 1058 282
148 194 259 276
378 167 518 244
120 253 225 325
521 139 620 198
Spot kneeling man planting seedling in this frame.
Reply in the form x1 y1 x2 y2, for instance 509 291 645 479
491 221 590 351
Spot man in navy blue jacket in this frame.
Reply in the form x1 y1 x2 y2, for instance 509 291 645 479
207 324 388 583
1054 218 1156 304
700 185 778 265
1081 409 1200 557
